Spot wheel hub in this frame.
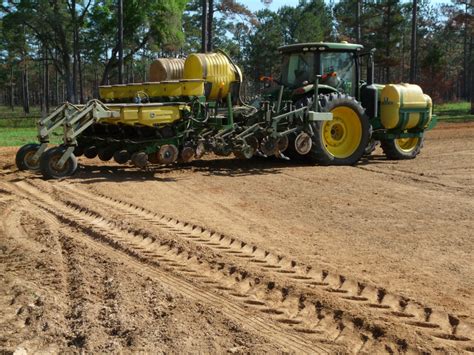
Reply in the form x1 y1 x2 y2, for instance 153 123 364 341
325 119 346 147
49 155 69 173
395 137 419 152
24 151 39 168
321 106 362 159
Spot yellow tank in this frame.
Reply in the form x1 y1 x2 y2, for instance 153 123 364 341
380 84 432 130
183 52 242 100
149 58 185 82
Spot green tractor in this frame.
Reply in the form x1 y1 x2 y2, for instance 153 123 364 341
271 42 436 164
15 42 436 179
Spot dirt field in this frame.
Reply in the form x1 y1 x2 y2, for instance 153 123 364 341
1 122 473 353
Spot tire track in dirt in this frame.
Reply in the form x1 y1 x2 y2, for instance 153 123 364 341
0 199 71 351
0 193 104 351
355 166 468 193
1 203 66 296
18 179 474 353
9 180 333 354
57 234 92 349
53 181 474 352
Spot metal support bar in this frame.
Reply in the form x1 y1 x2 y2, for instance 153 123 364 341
31 143 49 161
234 123 260 139
277 127 300 137
271 106 308 124
313 75 321 112
308 112 333 121
276 85 284 114
66 118 95 141
56 146 76 169
62 99 120 145
226 93 234 127
37 103 82 142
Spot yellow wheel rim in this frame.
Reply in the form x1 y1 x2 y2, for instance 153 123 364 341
395 137 419 153
321 106 362 159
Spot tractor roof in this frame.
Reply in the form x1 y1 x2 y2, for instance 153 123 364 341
278 42 364 53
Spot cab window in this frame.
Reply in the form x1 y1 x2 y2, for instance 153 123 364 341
281 53 315 88
320 52 356 95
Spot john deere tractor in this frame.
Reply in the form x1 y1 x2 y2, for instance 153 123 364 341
272 42 435 164
16 42 436 179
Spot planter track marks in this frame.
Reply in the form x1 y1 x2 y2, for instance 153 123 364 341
9 180 336 354
50 181 474 352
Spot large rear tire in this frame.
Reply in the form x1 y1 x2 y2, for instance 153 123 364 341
309 93 370 165
40 146 78 179
16 144 42 171
381 137 424 160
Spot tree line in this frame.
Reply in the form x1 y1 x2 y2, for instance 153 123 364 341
0 0 473 115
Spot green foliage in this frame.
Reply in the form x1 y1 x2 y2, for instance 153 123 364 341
0 0 472 108
244 0 333 80
434 101 474 122
245 9 284 79
0 106 59 146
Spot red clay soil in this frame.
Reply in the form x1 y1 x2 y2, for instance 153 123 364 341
1 122 473 353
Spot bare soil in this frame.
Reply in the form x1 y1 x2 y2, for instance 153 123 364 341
1 122 473 354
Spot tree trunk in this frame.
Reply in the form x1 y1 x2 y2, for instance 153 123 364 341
63 53 74 102
143 48 147 82
207 0 214 52
201 0 208 53
72 0 78 103
44 47 50 113
385 1 392 83
462 2 468 100
470 34 473 114
94 68 98 98
409 0 417 82
9 64 14 111
76 29 84 103
118 0 124 84
355 0 361 44
55 61 59 106
22 60 30 115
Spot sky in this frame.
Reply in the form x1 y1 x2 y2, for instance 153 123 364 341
245 0 449 12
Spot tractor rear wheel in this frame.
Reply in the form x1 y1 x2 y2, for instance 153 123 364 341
381 137 424 160
310 93 370 165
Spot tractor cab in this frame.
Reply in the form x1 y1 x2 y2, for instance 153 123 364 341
278 42 363 99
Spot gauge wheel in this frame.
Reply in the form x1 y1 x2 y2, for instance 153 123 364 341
16 143 42 171
40 146 78 179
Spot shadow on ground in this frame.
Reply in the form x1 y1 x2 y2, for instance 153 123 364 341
59 153 398 184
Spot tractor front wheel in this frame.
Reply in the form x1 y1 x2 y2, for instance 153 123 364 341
310 93 370 165
381 137 424 160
